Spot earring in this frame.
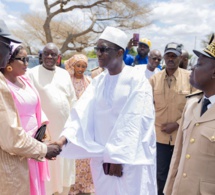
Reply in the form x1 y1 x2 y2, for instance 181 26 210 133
6 66 13 72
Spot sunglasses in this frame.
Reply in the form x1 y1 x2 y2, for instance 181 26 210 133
152 57 162 62
14 57 29 64
43 51 58 58
0 40 12 54
94 47 118 53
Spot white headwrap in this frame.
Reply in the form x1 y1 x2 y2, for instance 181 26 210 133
10 42 21 56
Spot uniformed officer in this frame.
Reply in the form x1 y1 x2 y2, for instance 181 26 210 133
164 33 215 195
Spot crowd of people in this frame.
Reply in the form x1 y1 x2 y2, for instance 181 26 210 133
0 19 215 195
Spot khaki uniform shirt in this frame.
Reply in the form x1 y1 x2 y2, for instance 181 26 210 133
150 68 196 145
0 73 47 195
164 92 215 195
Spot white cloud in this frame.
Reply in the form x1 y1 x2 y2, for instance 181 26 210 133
142 0 215 55
0 2 8 17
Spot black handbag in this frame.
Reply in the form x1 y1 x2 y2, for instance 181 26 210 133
103 163 111 175
34 124 47 142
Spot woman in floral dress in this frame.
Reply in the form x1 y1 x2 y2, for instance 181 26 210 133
65 54 94 195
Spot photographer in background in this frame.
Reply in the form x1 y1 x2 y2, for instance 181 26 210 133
123 36 151 66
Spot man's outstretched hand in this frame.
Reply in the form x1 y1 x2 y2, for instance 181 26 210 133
45 144 62 160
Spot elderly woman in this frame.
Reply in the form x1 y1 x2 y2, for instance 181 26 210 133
65 54 94 194
0 43 50 195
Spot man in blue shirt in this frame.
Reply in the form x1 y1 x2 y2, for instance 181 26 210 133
123 37 151 66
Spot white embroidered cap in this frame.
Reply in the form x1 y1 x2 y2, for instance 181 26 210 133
99 26 128 49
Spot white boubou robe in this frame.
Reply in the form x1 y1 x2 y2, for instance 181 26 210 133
61 65 157 195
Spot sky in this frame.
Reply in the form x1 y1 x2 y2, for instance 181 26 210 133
0 0 215 56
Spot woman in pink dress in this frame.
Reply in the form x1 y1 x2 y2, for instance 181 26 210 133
65 54 94 195
0 43 50 195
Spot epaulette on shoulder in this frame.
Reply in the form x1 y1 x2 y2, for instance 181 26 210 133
186 91 203 98
90 66 100 72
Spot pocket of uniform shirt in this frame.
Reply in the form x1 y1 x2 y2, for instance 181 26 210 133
200 127 215 156
200 180 215 194
182 119 191 131
182 119 191 143
153 90 166 110
177 90 190 111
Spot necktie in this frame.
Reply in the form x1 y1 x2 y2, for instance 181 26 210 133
200 98 211 116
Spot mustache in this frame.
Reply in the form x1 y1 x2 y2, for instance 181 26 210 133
167 60 174 63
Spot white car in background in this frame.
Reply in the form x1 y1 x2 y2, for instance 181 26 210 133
85 58 99 76
27 55 40 69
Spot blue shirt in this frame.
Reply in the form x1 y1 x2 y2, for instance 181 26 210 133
123 48 162 70
123 48 148 66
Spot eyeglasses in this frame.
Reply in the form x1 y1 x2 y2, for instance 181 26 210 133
152 57 162 62
43 51 58 58
94 47 118 53
0 40 12 54
14 57 29 64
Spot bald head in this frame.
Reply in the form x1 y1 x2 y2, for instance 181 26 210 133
149 49 162 57
179 49 189 69
181 49 189 58
43 43 59 53
147 49 162 71
42 42 59 70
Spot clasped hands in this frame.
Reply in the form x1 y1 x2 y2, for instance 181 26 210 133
161 122 179 134
45 137 123 178
45 136 67 160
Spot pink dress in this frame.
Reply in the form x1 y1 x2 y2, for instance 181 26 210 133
6 76 49 195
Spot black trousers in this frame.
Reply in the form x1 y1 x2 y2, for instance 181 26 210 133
157 142 174 195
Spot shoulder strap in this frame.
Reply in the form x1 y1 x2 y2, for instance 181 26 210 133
186 91 203 98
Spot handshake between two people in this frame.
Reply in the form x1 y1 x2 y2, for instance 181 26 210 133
45 136 67 160
44 136 123 178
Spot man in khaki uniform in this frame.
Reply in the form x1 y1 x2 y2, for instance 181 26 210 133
149 42 196 195
164 34 215 195
0 20 61 195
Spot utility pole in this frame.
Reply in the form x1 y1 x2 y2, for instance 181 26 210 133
194 36 196 50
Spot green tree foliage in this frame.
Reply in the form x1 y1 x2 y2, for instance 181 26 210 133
128 47 137 56
87 50 97 58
